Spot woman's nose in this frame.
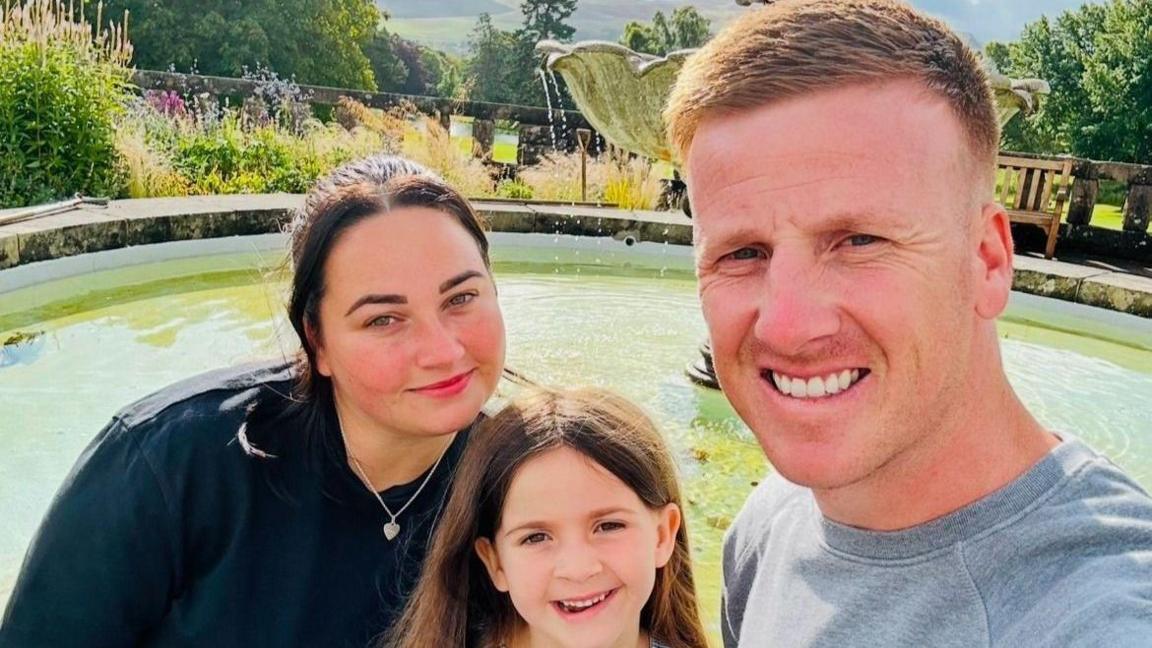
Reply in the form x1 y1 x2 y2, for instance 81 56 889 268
413 318 466 368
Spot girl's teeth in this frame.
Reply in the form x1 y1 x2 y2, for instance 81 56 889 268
559 591 609 611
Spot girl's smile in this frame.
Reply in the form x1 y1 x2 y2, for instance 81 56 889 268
476 447 679 648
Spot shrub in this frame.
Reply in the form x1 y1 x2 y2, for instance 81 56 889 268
0 0 132 207
495 178 534 199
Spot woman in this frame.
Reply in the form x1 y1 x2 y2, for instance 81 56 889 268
0 156 506 647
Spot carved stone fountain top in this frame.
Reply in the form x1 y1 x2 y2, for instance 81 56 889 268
538 36 1049 165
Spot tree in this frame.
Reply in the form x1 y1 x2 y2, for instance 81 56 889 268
520 0 578 42
620 6 711 56
467 14 521 103
389 36 464 97
989 0 1152 163
364 27 409 93
99 0 380 89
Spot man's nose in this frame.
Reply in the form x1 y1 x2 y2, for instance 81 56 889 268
753 249 841 356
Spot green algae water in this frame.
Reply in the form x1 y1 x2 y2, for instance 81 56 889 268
2 235 1151 641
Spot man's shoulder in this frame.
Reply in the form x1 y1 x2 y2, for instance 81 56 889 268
725 470 813 560
108 359 296 447
971 440 1152 643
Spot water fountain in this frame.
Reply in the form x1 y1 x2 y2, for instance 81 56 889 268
537 4 1051 389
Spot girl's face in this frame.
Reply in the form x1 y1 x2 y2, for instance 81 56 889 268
313 207 505 441
475 447 681 648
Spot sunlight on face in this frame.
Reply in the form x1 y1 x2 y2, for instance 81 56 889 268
475 447 679 648
313 206 506 441
686 80 995 491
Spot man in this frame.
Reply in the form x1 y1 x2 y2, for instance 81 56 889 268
664 1 1152 646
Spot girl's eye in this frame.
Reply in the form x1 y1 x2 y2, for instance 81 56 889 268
521 532 549 545
722 247 765 262
596 521 626 533
368 315 396 328
448 291 477 307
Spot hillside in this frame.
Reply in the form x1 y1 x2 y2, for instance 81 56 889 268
380 0 1101 55
380 0 746 53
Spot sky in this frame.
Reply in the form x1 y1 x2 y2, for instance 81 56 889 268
905 0 1101 43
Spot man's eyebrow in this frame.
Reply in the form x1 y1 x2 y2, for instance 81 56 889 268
345 293 406 316
439 270 484 293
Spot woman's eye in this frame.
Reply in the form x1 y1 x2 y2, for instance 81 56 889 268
368 315 396 328
448 291 477 307
521 532 549 545
596 521 626 533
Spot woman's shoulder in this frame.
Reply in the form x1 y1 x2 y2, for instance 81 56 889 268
108 359 296 449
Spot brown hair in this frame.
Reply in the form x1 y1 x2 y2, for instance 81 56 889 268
665 0 999 171
387 388 708 648
240 155 490 471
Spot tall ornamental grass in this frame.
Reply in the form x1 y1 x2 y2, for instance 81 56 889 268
0 0 132 207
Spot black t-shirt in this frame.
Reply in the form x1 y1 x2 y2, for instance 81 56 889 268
0 360 472 648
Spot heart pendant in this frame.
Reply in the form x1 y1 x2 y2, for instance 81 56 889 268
383 521 401 541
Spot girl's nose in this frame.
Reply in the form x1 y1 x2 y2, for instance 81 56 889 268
554 541 603 582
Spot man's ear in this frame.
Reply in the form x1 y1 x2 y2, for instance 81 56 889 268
974 202 1014 320
305 320 331 377
653 503 682 569
474 537 509 592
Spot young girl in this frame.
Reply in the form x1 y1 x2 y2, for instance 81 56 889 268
388 387 709 648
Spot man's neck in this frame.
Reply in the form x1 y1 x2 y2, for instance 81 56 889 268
813 377 1060 532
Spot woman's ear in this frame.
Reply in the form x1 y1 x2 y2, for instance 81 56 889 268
305 320 332 377
653 503 682 568
474 537 509 592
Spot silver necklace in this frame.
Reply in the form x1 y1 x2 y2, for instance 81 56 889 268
337 415 451 541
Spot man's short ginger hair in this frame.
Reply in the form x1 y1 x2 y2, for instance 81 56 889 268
665 0 1000 170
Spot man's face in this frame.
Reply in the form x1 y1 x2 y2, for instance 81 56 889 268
687 80 992 491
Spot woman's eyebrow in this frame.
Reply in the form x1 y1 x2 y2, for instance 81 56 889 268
439 270 484 293
345 293 406 316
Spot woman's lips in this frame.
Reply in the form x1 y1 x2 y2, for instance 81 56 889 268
410 369 475 397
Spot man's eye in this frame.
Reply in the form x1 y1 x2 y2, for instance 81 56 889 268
521 532 549 545
722 247 764 262
845 234 880 247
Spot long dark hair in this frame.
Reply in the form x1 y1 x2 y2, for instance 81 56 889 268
239 155 491 477
386 387 709 648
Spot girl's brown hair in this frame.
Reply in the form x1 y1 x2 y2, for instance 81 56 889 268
387 387 709 648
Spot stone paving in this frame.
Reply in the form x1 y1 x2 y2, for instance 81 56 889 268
1 194 1150 317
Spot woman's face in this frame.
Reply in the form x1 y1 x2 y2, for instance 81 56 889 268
313 206 505 440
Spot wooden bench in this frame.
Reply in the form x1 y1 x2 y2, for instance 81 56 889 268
995 155 1074 259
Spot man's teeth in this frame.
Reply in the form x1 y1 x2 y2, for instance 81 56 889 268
559 591 609 611
771 369 861 399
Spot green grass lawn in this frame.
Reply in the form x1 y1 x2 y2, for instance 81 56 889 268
1081 203 1152 233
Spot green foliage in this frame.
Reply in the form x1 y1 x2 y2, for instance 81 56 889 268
466 13 535 104
0 0 132 208
519 0 577 42
384 35 465 97
496 178 534 199
990 0 1152 163
620 7 712 56
100 0 380 90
